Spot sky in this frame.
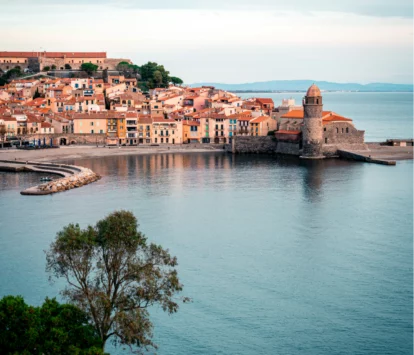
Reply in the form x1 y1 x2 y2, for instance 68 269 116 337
2 0 413 84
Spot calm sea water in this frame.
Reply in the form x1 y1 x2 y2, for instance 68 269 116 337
0 152 412 355
239 92 413 142
0 93 413 354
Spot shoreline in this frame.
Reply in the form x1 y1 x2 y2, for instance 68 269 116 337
0 145 226 163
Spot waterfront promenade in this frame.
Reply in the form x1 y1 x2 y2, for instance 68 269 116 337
0 145 224 162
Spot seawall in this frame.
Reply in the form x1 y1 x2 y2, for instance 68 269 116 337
0 160 100 195
229 136 300 155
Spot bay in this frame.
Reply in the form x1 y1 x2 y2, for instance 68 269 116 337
0 92 413 354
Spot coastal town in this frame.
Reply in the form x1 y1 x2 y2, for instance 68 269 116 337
0 51 370 158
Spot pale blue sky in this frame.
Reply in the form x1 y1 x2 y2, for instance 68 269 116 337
2 0 413 84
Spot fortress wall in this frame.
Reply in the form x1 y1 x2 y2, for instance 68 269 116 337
231 136 300 155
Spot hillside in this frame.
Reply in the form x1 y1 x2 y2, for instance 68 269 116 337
190 80 413 92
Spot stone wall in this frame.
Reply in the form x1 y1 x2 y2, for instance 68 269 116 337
231 136 299 155
322 122 366 156
22 133 107 145
231 136 278 154
37 167 100 194
276 141 300 155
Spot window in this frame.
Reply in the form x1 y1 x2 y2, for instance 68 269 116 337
155 130 157 134
155 138 157 143
324 127 327 131
161 138 164 143
90 122 94 126
166 138 169 143
91 129 94 134
325 138 328 143
215 124 218 129
100 130 103 134
346 127 349 133
336 127 339 133
221 124 223 129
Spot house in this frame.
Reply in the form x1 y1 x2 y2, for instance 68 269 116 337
72 112 108 134
250 115 275 136
152 118 182 144
182 121 200 143
40 121 54 134
137 115 152 144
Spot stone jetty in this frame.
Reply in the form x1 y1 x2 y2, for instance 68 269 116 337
0 160 100 195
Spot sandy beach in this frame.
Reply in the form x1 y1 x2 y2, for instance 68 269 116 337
0 145 225 162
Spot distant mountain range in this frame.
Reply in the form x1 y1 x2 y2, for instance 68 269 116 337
190 80 413 92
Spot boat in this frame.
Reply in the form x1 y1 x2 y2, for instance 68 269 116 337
40 177 53 182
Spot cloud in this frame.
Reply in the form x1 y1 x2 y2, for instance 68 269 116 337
11 0 413 18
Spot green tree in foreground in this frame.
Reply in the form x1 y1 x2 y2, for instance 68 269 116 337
65 63 72 70
0 295 105 355
46 210 187 353
43 66 50 71
81 63 99 75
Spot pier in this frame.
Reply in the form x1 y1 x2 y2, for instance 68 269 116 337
0 160 100 195
338 143 413 165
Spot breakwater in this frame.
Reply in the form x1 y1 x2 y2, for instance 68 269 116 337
0 160 100 195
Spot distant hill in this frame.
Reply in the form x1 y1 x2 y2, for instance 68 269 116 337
190 80 413 92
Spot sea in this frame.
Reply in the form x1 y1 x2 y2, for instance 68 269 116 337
0 92 413 354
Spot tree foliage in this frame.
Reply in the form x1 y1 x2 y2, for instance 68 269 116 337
0 295 105 355
81 63 99 75
170 76 183 86
65 63 72 70
116 61 140 78
43 66 50 71
46 210 186 353
139 62 171 89
0 67 23 85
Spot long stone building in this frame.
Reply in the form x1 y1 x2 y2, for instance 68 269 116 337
0 51 131 72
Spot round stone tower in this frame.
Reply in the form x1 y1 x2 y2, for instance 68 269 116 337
301 84 324 159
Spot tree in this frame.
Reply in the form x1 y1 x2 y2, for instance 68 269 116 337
51 64 57 70
80 63 98 75
43 66 50 71
138 62 170 89
46 210 186 353
170 76 183 86
65 63 72 70
0 295 105 355
153 70 163 87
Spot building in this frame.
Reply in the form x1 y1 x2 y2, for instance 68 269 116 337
0 51 131 72
250 116 275 136
183 120 200 143
274 84 365 157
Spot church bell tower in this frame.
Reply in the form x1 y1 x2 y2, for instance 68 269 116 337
301 84 324 159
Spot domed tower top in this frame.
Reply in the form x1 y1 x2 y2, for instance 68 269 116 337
306 84 321 97
304 84 322 105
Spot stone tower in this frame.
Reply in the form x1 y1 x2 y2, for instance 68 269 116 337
301 84 324 159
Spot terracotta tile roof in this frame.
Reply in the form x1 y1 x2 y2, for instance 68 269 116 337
322 113 352 124
280 110 305 119
183 120 200 126
138 116 152 124
152 118 176 123
256 98 274 104
250 116 270 123
276 130 301 134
